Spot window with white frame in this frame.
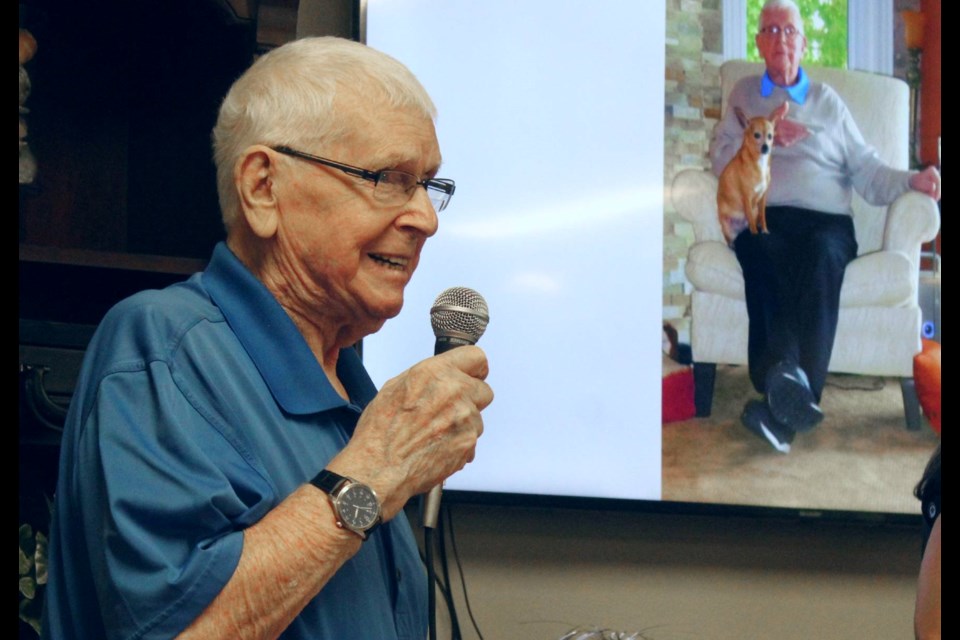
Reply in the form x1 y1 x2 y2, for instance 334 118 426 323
723 0 892 74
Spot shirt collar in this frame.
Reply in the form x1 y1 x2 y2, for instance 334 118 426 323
760 67 809 104
202 242 377 415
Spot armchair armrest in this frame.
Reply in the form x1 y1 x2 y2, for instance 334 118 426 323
883 191 940 255
671 169 725 244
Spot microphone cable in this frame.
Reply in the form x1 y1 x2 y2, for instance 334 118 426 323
423 507 460 640
446 506 483 640
426 525 438 640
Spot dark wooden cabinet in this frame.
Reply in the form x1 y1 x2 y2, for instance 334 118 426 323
19 0 260 258
18 8 252 634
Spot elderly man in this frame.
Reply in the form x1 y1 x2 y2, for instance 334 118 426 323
41 37 493 639
709 0 940 452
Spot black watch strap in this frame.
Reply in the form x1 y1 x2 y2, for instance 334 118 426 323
310 469 348 494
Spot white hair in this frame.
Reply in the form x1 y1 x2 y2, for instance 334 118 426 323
212 36 437 229
761 0 805 34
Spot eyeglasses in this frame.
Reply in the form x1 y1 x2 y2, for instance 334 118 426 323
272 146 456 212
759 25 801 39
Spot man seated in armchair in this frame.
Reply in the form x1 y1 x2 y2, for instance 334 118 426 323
709 0 940 451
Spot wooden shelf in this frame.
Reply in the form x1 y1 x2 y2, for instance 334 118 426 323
19 244 207 327
19 243 206 275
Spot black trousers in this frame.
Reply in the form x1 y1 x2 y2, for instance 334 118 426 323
733 206 858 401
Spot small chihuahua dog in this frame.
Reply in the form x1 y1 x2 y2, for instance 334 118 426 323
717 103 788 244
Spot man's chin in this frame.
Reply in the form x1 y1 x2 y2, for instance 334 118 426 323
366 298 405 327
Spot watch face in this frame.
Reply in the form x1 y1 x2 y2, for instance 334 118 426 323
336 483 381 531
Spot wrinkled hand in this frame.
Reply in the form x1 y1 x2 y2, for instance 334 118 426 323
328 346 493 520
774 118 809 147
910 165 941 201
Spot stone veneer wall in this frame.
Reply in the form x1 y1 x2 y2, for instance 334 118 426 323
662 0 722 346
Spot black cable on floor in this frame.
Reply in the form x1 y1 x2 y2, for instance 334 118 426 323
425 526 437 640
446 507 483 640
418 529 461 639
437 508 462 639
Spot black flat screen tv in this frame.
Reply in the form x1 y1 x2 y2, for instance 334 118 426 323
360 0 936 523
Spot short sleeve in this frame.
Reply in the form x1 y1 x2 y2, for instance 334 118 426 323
71 361 272 639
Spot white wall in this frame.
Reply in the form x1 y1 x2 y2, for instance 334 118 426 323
416 503 922 640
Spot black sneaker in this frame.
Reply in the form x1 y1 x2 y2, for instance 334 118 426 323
765 362 824 432
741 399 795 453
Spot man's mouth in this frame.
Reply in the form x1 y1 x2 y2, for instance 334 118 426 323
369 253 410 270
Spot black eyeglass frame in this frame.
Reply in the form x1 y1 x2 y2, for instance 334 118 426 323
271 145 456 212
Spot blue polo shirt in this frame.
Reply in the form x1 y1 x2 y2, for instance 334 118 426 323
42 242 428 640
760 67 810 104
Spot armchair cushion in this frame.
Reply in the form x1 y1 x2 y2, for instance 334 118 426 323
672 169 724 244
686 241 743 299
840 251 914 307
686 240 915 308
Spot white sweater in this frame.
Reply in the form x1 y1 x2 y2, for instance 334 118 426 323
709 74 914 215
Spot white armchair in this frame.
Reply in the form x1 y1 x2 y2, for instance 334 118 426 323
670 61 940 429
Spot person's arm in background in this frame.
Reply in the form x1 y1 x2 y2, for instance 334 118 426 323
914 514 941 640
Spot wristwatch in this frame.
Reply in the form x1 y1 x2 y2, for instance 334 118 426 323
310 469 382 541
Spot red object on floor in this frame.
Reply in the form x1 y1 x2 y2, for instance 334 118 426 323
663 367 696 423
913 338 941 435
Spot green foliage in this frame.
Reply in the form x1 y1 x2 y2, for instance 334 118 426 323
746 0 848 69
19 523 49 637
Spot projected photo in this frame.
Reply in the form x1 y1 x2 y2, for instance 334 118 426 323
660 3 940 515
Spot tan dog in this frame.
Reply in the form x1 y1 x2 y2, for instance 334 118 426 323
717 103 788 244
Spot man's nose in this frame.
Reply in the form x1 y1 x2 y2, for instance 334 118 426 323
396 186 439 237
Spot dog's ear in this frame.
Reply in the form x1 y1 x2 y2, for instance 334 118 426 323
734 106 750 129
769 101 789 125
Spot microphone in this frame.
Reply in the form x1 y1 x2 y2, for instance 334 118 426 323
421 286 489 529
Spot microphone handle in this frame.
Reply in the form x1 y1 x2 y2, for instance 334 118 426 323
421 335 476 529
422 484 443 529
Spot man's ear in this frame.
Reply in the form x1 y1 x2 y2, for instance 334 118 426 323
236 146 279 239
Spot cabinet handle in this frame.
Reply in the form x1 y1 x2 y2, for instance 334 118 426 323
21 364 67 432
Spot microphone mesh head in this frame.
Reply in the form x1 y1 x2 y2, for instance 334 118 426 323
430 287 489 343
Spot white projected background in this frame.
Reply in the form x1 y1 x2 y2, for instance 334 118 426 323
364 1 666 501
